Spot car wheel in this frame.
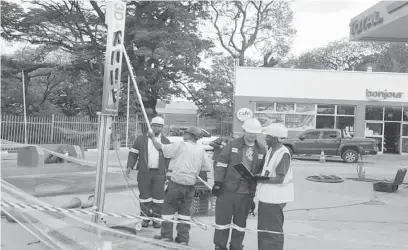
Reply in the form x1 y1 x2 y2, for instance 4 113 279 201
342 149 359 163
286 146 294 157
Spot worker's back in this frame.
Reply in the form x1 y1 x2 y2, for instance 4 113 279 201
166 141 211 186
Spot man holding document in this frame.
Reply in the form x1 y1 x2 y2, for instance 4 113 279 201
212 118 266 250
255 123 294 250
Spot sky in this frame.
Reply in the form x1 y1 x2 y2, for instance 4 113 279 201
289 0 379 55
1 0 381 57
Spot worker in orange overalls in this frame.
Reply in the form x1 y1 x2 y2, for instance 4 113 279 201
126 116 171 228
212 118 266 250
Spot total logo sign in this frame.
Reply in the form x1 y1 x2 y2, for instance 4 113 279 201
237 108 253 121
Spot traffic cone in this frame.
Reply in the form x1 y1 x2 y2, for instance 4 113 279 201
319 151 326 163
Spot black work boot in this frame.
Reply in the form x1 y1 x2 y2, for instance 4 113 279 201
215 245 228 250
141 220 150 228
152 221 161 229
175 236 188 245
153 235 173 242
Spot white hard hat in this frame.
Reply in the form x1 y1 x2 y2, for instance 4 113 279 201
263 123 288 138
242 118 262 134
151 116 165 125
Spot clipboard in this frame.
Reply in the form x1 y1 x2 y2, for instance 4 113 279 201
233 163 270 181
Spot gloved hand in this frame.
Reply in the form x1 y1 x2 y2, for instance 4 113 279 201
212 181 223 196
249 201 256 216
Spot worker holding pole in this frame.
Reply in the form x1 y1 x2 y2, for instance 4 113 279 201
125 116 171 228
212 118 266 250
148 127 212 245
256 123 294 250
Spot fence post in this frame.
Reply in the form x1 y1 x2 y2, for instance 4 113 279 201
50 114 55 143
97 112 102 146
135 114 139 137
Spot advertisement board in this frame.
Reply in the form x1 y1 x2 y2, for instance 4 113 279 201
255 113 284 127
285 114 315 131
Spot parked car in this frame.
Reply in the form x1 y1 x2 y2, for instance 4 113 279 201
282 129 378 163
166 128 218 151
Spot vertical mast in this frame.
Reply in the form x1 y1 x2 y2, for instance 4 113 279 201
92 1 127 224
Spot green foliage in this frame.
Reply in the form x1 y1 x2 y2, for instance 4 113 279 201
1 0 214 118
188 55 234 119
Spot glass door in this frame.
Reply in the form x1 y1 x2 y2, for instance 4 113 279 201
365 121 384 153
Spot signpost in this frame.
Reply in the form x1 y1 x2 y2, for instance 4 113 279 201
92 1 127 224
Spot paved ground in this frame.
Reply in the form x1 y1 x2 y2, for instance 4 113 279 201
1 151 408 249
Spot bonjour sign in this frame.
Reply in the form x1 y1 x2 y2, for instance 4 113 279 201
350 11 383 37
366 89 404 100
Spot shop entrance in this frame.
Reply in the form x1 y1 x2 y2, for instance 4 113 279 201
384 122 401 154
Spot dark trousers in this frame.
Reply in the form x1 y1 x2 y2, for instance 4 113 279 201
161 181 195 242
213 190 252 250
137 169 166 219
258 202 286 250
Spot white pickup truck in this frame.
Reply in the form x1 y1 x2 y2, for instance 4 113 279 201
166 128 218 151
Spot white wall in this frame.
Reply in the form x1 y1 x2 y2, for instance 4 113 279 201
235 67 408 102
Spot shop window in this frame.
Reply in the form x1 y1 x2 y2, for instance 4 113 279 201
276 103 295 113
366 106 383 121
337 105 355 116
336 116 355 133
317 105 335 115
403 124 408 137
303 131 321 139
296 103 315 113
403 107 408 121
322 131 337 139
256 102 275 113
316 115 335 129
384 107 402 121
365 123 383 136
402 138 408 153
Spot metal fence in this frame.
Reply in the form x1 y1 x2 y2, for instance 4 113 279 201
0 114 147 149
0 114 232 150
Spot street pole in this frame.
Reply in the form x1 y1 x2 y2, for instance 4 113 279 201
126 75 130 147
92 1 127 224
22 70 28 145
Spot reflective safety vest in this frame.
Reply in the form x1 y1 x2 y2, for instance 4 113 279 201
256 146 294 204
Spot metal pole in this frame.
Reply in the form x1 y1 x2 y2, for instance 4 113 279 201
22 70 28 144
126 75 130 147
92 1 127 224
122 47 152 134
50 114 55 143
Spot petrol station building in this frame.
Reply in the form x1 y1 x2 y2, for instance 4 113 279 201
232 1 408 154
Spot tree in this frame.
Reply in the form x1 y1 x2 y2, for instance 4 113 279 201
0 45 72 116
290 38 380 70
188 55 234 119
1 0 213 117
210 1 296 66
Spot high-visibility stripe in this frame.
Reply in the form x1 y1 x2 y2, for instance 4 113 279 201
130 148 139 154
139 198 152 203
162 214 175 220
178 215 191 221
217 163 228 168
152 199 164 204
